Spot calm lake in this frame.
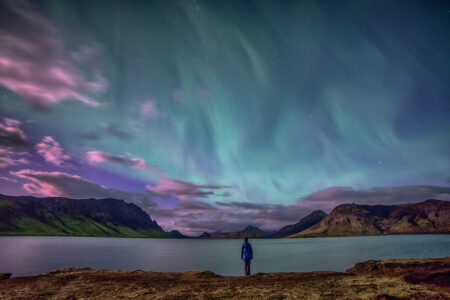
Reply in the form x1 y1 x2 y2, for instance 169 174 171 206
0 235 449 277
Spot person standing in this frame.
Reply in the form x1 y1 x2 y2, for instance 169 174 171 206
241 237 253 276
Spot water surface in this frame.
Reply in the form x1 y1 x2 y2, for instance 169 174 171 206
0 235 448 277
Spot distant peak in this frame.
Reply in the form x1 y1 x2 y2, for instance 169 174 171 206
199 231 211 238
310 210 327 215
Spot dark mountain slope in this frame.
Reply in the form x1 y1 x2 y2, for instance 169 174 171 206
269 210 327 238
0 194 178 238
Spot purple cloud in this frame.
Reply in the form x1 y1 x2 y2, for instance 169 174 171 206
86 150 160 172
146 176 229 201
0 117 29 148
302 185 450 205
35 136 71 167
0 175 18 183
0 147 29 168
0 0 107 109
0 117 30 168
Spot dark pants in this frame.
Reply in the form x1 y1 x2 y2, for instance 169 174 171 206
244 259 251 276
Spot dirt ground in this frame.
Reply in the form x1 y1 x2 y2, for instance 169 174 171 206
0 257 449 299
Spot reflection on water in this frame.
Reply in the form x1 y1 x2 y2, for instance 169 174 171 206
0 234 449 277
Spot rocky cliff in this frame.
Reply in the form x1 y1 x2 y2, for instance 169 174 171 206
290 199 450 237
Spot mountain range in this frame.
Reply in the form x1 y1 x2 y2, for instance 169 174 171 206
0 194 448 238
199 211 327 239
0 194 180 238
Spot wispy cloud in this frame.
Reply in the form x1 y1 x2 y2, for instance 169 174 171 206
10 169 137 200
86 150 160 172
0 147 29 168
78 123 132 141
103 124 132 140
146 176 229 201
0 0 107 109
0 175 18 183
10 169 158 214
302 185 450 205
35 136 71 167
0 117 29 148
0 117 30 168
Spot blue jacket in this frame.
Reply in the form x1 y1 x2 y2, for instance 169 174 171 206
241 241 253 260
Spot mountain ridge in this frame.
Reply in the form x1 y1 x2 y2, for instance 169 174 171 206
289 199 450 238
0 194 178 238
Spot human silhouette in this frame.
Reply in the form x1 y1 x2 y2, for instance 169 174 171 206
241 237 253 276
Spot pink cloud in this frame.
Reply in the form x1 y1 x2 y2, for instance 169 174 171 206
35 136 71 166
146 176 228 201
11 169 77 196
129 157 149 169
85 150 107 164
86 150 160 172
0 1 107 109
0 175 18 183
9 169 137 200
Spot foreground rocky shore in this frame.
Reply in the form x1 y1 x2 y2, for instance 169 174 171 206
0 257 448 299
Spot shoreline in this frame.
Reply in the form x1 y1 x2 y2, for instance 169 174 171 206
1 257 448 299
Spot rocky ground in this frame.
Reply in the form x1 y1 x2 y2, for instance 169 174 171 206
0 257 449 299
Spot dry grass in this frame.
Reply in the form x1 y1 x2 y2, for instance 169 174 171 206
0 258 449 299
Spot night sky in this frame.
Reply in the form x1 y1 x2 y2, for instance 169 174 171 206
1 0 449 235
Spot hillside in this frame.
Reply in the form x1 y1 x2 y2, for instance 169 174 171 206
290 199 450 238
225 226 266 239
269 210 327 238
0 194 178 238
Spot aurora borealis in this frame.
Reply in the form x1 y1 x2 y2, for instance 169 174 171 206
0 0 449 235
